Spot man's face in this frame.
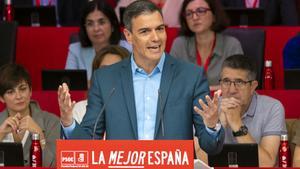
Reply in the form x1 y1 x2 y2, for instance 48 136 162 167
124 11 166 66
220 67 258 109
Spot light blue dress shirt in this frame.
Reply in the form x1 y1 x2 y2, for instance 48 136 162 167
131 53 165 140
62 53 165 139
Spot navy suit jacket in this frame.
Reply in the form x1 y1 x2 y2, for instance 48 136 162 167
221 0 298 25
68 54 224 155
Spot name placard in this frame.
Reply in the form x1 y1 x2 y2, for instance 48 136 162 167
57 140 193 169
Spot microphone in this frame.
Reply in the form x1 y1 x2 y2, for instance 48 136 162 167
92 88 116 139
158 90 164 137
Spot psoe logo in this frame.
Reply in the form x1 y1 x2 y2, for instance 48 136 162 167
61 151 89 168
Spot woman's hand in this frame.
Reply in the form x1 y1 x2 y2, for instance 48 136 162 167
0 113 21 134
19 115 44 138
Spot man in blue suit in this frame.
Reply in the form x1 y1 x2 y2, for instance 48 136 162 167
58 0 224 155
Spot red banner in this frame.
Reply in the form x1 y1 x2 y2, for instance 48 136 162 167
57 140 194 169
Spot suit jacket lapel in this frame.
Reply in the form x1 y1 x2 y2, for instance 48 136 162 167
154 55 176 138
120 59 138 139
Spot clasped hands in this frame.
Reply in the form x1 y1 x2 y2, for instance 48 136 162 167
0 113 43 135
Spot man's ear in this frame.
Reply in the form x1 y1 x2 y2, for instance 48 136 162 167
251 80 259 92
123 28 133 45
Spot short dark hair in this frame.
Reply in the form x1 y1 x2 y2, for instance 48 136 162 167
179 0 229 37
123 0 162 31
92 45 130 72
221 55 257 81
79 0 121 47
0 63 32 97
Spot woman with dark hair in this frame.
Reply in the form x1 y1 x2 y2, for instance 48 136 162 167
65 0 131 81
0 64 59 167
170 0 243 90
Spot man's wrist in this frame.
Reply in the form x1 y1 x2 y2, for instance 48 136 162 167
207 121 222 131
61 118 74 127
231 122 243 132
232 124 248 137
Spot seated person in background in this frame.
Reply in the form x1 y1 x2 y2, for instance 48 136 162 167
220 0 298 26
72 45 130 124
65 0 131 81
293 120 300 167
170 0 243 90
195 55 287 167
0 64 60 167
114 0 184 27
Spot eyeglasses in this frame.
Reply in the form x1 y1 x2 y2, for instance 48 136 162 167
85 18 109 29
219 79 254 89
184 7 211 19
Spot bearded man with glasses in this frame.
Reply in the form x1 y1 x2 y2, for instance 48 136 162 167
196 54 287 167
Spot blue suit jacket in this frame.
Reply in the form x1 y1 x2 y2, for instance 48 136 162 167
69 54 224 155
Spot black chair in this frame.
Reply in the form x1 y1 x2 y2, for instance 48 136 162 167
223 28 265 89
0 21 18 67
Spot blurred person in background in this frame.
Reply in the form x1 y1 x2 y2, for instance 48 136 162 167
0 63 59 167
72 45 130 124
65 0 131 81
170 0 243 90
220 0 298 26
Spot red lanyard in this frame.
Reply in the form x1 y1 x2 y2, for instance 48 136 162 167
196 33 216 72
245 0 258 8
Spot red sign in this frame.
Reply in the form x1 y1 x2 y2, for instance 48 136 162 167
57 140 194 169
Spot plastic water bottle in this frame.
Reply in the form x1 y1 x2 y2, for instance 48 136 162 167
263 60 274 90
279 134 291 168
30 133 42 167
